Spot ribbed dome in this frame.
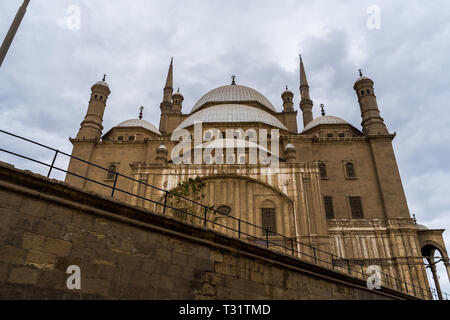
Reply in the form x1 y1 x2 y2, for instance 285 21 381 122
117 119 161 135
302 115 348 132
191 85 276 113
176 104 287 131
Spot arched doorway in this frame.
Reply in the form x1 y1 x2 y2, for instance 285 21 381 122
421 244 448 300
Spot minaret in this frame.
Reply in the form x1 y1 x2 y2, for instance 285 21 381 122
159 58 174 135
353 70 389 135
172 88 184 114
76 75 111 140
0 0 30 67
299 55 313 126
281 86 294 112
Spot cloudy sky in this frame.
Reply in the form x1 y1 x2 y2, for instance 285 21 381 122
1 0 449 295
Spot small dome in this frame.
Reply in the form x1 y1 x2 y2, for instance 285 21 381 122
158 144 168 150
191 84 276 113
302 115 348 132
116 119 161 135
355 76 370 82
282 88 293 96
285 143 295 150
94 80 109 88
416 224 429 230
176 104 288 131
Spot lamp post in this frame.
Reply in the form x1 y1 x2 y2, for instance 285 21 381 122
0 0 30 67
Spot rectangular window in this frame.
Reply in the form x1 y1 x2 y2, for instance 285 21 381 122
323 196 334 219
349 196 364 219
261 208 276 236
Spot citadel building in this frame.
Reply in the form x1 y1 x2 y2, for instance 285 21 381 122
65 57 449 298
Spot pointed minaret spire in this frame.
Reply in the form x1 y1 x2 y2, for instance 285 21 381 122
300 55 309 90
163 57 174 102
299 54 313 127
160 57 174 135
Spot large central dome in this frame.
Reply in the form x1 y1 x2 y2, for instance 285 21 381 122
191 84 276 113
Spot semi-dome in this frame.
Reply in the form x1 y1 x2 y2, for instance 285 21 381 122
302 115 348 132
191 84 276 113
176 104 287 131
116 119 161 135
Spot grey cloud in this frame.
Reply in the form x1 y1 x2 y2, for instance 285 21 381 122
1 0 449 292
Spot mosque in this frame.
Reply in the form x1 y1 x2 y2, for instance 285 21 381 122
65 57 449 298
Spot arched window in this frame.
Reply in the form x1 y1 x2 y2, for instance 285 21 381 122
118 136 124 141
128 135 135 141
106 164 117 180
346 162 356 178
319 162 327 179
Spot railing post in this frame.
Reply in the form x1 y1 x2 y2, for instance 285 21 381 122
265 229 269 248
203 207 208 227
347 259 351 274
313 247 317 264
238 219 241 238
162 191 168 215
111 172 118 197
47 150 59 178
331 255 335 270
291 240 294 256
361 265 365 280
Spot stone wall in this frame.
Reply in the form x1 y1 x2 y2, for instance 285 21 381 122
0 162 415 299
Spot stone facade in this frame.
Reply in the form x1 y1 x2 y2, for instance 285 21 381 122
0 163 419 299
64 58 449 297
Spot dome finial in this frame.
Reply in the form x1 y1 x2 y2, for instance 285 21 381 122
177 87 180 93
299 54 302 62
286 85 288 90
139 106 144 120
231 75 236 85
358 69 363 77
102 74 106 82
320 103 325 116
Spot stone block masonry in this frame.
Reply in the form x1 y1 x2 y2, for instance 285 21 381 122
0 162 416 299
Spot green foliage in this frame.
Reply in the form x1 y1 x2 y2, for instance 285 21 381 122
166 177 217 226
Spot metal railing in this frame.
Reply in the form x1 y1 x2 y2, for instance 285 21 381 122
0 129 448 300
